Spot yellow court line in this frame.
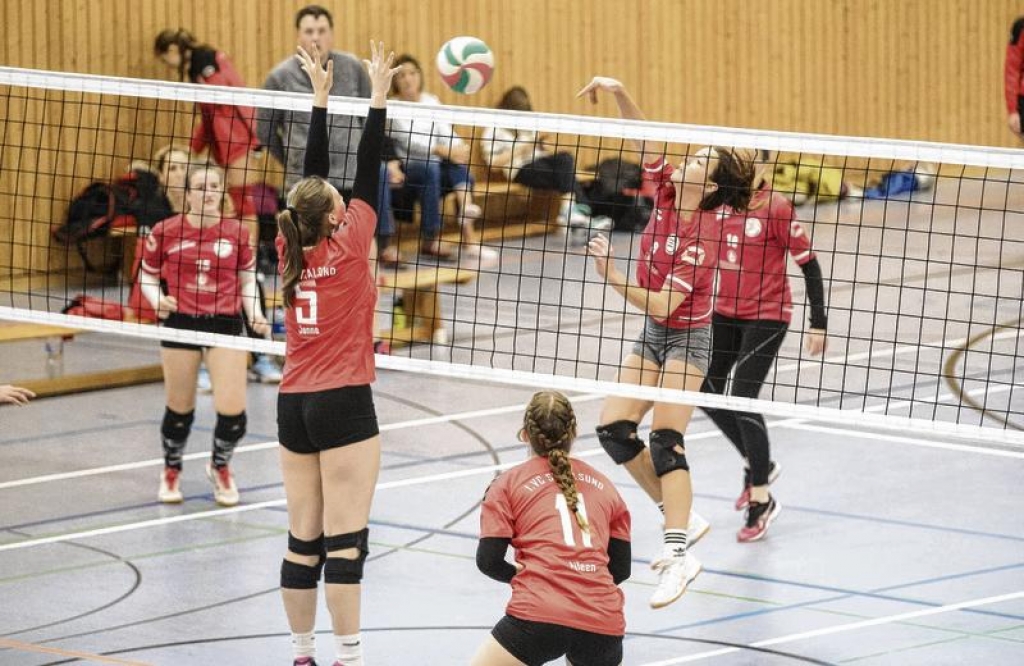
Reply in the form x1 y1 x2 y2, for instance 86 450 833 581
0 638 152 665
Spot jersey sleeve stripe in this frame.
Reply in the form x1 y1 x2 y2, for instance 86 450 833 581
668 275 694 291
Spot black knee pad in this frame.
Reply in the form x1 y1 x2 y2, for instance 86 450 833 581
214 411 247 443
323 528 369 585
649 429 689 477
281 559 321 589
161 408 194 442
289 532 326 560
596 420 645 464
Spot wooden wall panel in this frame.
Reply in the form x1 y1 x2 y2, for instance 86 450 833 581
1 0 1022 276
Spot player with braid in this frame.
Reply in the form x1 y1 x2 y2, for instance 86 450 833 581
473 391 631 666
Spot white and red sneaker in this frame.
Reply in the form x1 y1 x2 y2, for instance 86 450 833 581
206 463 239 507
158 467 183 503
737 496 781 543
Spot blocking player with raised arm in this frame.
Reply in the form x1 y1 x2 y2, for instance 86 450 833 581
273 42 398 666
701 173 828 542
577 76 756 609
473 391 631 666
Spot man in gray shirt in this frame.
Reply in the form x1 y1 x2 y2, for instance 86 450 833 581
257 4 395 243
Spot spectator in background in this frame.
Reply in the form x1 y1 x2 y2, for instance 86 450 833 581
1006 16 1024 140
387 54 497 266
482 85 612 244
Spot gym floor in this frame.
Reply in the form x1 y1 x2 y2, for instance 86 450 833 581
1 172 1022 664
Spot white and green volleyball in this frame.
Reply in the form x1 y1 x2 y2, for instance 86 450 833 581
436 36 494 94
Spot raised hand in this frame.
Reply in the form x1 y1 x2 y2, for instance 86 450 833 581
587 233 614 279
363 40 400 106
576 76 626 105
296 43 334 106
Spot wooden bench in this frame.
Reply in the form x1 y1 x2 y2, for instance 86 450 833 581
268 266 477 349
0 321 163 398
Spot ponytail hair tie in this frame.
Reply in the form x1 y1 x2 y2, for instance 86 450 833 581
285 205 299 219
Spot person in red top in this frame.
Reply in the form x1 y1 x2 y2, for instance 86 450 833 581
1005 17 1024 139
273 42 397 666
473 391 631 666
154 29 261 218
701 174 828 542
138 159 269 508
577 76 755 609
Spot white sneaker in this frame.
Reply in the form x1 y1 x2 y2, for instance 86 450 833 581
688 510 711 546
248 356 283 384
158 467 183 504
649 553 702 609
206 463 239 507
196 367 212 394
460 245 499 268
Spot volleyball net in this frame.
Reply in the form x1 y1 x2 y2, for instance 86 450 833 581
1 66 1022 445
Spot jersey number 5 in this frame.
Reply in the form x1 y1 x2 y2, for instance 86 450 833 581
295 283 318 325
555 493 592 548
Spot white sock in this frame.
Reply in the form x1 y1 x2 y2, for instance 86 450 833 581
334 633 363 666
663 528 688 559
291 631 316 659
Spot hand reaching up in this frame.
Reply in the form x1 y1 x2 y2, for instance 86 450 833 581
363 40 400 107
296 43 334 107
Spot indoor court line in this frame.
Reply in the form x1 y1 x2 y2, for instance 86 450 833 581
0 637 152 665
636 590 1024 665
1 401 1019 553
2 377 1016 494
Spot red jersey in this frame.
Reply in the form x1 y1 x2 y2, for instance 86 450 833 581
277 199 377 393
480 456 631 636
140 214 254 316
715 190 814 323
190 50 259 167
636 158 721 328
1006 18 1024 114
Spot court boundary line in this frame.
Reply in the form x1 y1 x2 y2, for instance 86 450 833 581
635 590 1024 665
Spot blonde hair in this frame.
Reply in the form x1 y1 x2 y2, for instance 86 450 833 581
277 176 336 307
523 391 588 533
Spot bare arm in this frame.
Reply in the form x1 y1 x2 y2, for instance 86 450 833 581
587 234 688 320
577 76 663 163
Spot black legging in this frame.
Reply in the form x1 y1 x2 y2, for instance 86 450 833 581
700 314 788 487
514 152 589 205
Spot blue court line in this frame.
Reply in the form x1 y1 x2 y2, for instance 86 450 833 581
363 517 1024 624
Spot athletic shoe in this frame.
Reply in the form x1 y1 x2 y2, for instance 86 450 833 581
206 463 239 507
688 509 711 546
649 553 702 609
196 366 212 394
249 355 283 384
158 467 183 504
737 496 781 543
735 460 782 511
293 659 318 666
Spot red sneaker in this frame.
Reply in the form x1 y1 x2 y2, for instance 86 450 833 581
735 460 782 511
737 496 781 543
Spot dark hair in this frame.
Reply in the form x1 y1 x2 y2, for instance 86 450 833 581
698 147 756 212
295 5 334 29
390 54 422 97
496 86 531 112
522 391 588 533
277 177 336 307
153 28 212 82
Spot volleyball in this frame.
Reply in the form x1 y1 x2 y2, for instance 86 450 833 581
436 36 494 94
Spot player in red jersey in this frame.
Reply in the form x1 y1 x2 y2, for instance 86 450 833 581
154 29 261 218
138 159 269 507
473 391 631 666
701 174 828 542
577 76 755 609
1005 16 1024 140
272 42 397 666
